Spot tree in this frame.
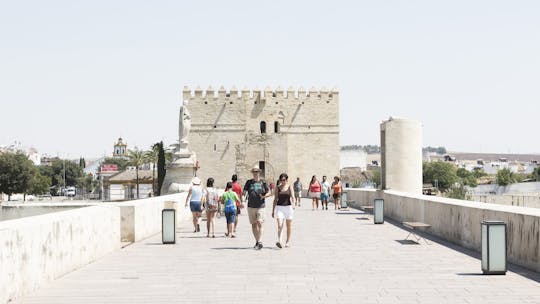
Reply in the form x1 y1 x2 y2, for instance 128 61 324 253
423 161 458 192
28 172 51 196
472 167 487 179
127 148 146 199
156 142 166 196
79 157 86 168
368 169 381 187
0 152 35 200
446 183 470 200
146 145 159 196
455 168 478 187
497 168 513 186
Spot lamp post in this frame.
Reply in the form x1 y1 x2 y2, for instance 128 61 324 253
481 220 507 275
162 208 176 244
374 198 384 224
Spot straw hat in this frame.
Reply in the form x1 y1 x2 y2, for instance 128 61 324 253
191 177 201 185
250 166 261 173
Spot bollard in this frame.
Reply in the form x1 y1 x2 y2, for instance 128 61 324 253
162 209 176 244
374 199 384 224
341 191 348 209
481 220 506 274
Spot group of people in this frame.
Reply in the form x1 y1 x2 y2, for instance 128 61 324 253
294 175 343 210
184 166 285 249
184 167 341 249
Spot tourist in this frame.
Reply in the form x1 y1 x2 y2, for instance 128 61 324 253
184 177 203 233
332 176 343 210
320 175 330 210
272 173 295 248
307 175 322 210
293 177 302 207
202 177 219 238
243 166 270 250
231 174 244 233
222 182 240 238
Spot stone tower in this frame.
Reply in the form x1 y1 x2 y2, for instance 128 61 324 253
380 117 423 194
184 85 340 187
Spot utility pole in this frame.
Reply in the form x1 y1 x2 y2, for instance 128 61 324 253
63 158 66 195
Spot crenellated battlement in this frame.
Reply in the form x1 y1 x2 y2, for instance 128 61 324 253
182 85 339 100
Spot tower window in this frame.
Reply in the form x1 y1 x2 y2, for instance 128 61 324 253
274 121 279 133
259 161 265 176
260 121 266 134
214 144 216 151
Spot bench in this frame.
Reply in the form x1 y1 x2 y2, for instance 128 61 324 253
402 222 431 244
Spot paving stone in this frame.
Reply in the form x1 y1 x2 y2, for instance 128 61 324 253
16 198 540 303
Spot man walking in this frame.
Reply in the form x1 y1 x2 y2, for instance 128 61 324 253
293 177 302 207
320 175 330 210
243 166 270 250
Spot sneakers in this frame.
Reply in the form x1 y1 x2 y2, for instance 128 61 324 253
254 242 263 250
285 243 290 248
276 242 282 249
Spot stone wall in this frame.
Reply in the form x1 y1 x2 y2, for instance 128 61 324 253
185 86 340 187
0 193 189 303
0 205 120 304
346 188 540 272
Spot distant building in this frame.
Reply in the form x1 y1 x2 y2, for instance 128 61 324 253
340 149 367 171
104 168 154 201
113 138 128 158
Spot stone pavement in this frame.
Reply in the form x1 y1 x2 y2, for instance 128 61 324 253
18 198 540 303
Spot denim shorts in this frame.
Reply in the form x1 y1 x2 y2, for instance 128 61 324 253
320 193 329 201
190 201 202 212
225 211 236 224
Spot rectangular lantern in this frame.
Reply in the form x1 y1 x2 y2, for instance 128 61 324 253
162 209 176 244
341 191 348 209
374 199 384 224
481 220 506 275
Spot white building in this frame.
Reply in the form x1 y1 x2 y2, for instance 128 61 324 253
340 149 368 171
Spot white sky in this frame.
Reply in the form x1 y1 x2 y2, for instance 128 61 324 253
1 0 539 158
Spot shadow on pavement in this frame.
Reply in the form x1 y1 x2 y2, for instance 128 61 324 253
395 239 419 245
211 247 258 250
356 217 370 221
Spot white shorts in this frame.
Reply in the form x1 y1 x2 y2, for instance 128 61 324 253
275 205 294 220
309 192 321 199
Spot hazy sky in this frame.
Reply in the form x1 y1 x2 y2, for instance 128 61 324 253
1 0 539 158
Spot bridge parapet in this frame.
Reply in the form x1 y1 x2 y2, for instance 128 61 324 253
346 188 540 272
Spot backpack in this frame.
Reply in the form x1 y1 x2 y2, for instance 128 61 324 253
206 188 219 210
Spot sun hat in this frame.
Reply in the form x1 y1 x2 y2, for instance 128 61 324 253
250 166 261 173
192 177 201 184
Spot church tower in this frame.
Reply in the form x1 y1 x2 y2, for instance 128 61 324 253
113 137 127 158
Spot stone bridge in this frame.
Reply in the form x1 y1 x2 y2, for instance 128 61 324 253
7 194 540 304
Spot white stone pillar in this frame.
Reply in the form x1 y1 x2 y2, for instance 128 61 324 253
380 117 422 195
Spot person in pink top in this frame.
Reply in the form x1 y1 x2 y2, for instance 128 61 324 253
307 175 322 211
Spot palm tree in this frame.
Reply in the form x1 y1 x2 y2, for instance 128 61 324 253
127 148 146 199
145 145 159 196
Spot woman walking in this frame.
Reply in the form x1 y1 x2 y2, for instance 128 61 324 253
332 176 343 210
272 173 295 248
308 175 322 210
203 177 219 238
221 182 240 238
185 177 204 232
